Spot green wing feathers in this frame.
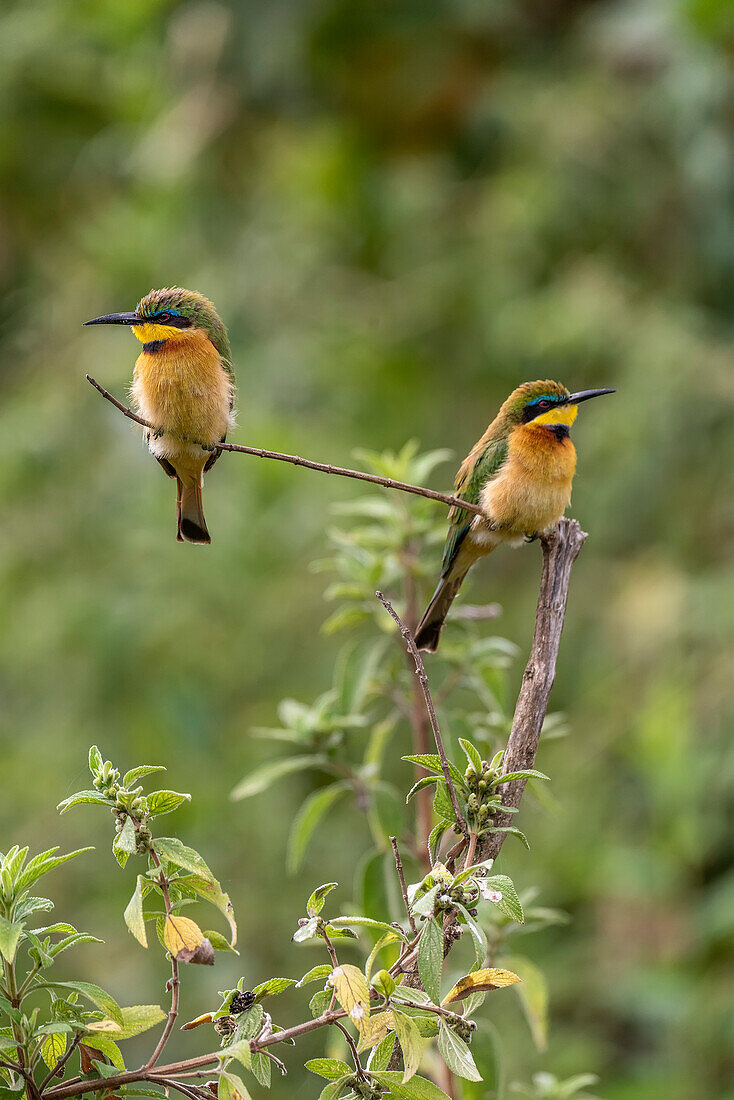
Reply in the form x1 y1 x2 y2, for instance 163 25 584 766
440 435 508 577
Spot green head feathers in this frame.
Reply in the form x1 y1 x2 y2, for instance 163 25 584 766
136 287 232 364
499 379 571 424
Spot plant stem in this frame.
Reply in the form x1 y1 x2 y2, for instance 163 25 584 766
390 836 417 935
376 592 469 841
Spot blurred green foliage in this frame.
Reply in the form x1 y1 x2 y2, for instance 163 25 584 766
1 0 733 1097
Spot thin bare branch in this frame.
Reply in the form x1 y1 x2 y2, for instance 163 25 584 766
390 836 417 935
477 518 587 864
376 591 469 841
86 375 483 516
334 1021 369 1083
144 845 179 1069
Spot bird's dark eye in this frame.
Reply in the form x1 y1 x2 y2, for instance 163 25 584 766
538 400 550 409
157 312 170 323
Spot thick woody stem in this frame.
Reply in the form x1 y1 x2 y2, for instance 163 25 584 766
477 518 587 863
86 375 483 516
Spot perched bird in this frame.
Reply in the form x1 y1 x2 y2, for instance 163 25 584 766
414 380 614 651
84 287 235 544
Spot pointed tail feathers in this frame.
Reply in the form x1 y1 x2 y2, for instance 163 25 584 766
178 477 210 545
414 572 468 652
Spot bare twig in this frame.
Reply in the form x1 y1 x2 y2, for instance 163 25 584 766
144 850 179 1069
334 1021 369 1083
390 836 417 935
477 518 587 864
86 375 484 516
376 591 469 842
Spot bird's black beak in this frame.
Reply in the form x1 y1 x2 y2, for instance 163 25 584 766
83 312 141 327
564 388 616 405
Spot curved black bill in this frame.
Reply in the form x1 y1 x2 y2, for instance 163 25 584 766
565 388 616 405
83 312 140 326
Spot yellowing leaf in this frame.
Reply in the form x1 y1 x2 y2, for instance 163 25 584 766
442 968 520 1005
40 1032 66 1070
181 1012 214 1031
328 964 370 1035
163 916 204 961
356 1010 394 1052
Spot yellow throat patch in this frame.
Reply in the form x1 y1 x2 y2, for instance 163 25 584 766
131 322 191 344
533 404 578 428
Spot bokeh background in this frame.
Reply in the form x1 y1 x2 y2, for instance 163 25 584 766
1 1 733 1098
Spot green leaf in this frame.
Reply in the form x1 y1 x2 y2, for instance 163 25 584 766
219 1037 251 1072
48 932 102 958
494 769 549 785
484 875 524 924
153 838 216 883
297 964 332 987
180 874 236 946
455 904 487 967
287 782 350 874
218 1069 253 1100
37 982 124 1027
328 916 408 942
114 817 137 856
405 777 441 804
16 848 92 891
371 969 395 998
251 977 296 1001
487 825 530 849
458 740 483 774
307 882 338 917
293 917 320 943
411 884 440 919
371 1071 454 1098
122 766 165 787
310 989 331 1017
392 1008 423 1082
230 756 324 801
250 1049 271 1088
205 930 239 953
88 746 104 776
0 917 23 963
57 791 111 813
367 1031 396 1071
305 1058 352 1081
40 1031 66 1070
80 1035 125 1071
124 877 147 948
437 1021 482 1081
144 791 190 818
402 755 466 789
428 823 447 864
417 918 443 1004
499 954 548 1052
432 782 456 824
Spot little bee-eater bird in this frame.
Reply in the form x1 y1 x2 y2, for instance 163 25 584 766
84 287 235 544
414 379 614 652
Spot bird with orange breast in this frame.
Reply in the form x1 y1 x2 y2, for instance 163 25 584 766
414 379 614 651
85 287 235 544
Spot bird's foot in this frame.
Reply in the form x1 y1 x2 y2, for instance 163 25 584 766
201 442 217 452
524 532 539 543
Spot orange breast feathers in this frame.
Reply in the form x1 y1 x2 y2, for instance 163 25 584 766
480 424 577 536
130 330 234 456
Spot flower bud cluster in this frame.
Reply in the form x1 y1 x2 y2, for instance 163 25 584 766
345 1073 385 1099
464 760 503 831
